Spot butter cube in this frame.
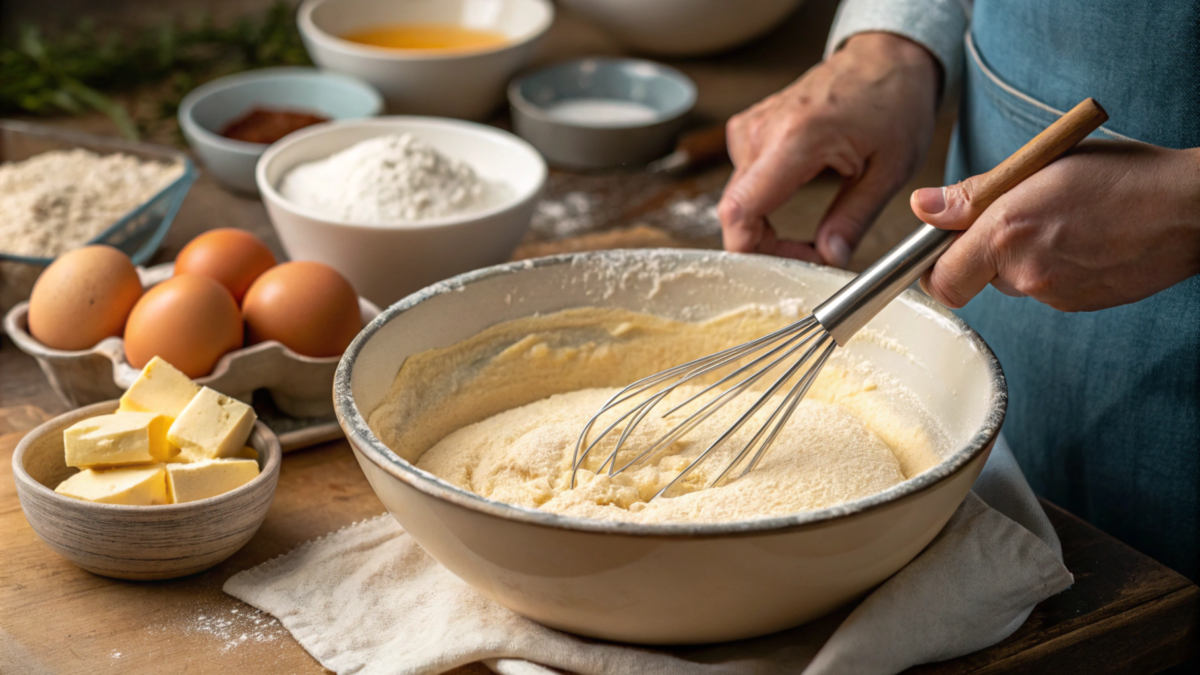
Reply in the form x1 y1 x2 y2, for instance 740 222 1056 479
233 446 258 461
55 464 169 505
166 459 260 503
64 413 173 468
119 356 201 420
168 387 257 461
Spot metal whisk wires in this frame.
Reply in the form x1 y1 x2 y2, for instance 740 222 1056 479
569 316 836 500
566 97 1108 503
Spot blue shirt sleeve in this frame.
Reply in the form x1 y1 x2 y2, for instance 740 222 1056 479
825 0 972 94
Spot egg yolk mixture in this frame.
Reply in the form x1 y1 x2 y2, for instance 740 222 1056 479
368 306 943 524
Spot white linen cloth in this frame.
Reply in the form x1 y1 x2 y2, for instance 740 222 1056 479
224 436 1072 675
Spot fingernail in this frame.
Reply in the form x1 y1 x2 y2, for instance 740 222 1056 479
826 234 852 268
915 187 946 215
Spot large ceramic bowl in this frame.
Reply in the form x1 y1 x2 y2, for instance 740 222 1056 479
257 116 546 307
559 0 805 56
299 0 554 120
334 250 1006 644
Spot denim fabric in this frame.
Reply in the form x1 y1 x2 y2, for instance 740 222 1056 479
946 5 1200 580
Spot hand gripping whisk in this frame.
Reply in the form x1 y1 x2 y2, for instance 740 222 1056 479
570 98 1107 500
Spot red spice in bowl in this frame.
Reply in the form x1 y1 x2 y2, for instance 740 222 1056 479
220 108 330 145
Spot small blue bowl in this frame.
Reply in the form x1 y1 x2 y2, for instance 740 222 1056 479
179 67 383 193
509 58 696 169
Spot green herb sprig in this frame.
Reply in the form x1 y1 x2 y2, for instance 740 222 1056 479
0 1 311 141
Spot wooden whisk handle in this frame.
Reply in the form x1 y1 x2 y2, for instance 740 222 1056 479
964 97 1108 217
814 98 1107 346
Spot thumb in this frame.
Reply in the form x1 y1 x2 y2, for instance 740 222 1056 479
910 176 987 231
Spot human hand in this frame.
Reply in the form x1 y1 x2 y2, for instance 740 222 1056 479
718 32 939 267
913 141 1200 312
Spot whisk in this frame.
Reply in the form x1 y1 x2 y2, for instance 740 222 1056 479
571 98 1108 500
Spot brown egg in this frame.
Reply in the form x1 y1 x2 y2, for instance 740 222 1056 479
242 261 361 358
124 274 243 378
28 245 143 351
174 228 277 303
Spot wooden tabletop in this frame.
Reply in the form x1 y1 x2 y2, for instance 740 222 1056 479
1 2 1197 673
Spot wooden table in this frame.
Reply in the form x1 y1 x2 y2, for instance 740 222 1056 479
2 2 1197 673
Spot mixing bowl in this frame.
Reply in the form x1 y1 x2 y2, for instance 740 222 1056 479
334 250 1006 644
299 0 554 119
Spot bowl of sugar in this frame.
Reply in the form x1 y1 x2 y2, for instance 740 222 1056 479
508 57 697 169
256 116 546 307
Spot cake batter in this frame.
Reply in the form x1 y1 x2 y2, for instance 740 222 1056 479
368 306 943 524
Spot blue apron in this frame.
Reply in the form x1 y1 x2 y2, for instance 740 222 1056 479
947 1 1200 580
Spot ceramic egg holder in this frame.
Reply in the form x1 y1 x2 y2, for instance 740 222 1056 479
4 263 380 418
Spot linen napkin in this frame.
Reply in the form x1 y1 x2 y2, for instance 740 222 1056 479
225 436 1072 675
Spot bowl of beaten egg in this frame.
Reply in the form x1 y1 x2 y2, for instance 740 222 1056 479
334 249 1007 644
298 0 554 119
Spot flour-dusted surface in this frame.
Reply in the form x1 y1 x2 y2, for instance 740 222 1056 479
0 149 184 257
371 306 945 524
279 133 496 224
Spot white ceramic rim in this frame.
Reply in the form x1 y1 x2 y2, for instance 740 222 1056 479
507 57 698 129
256 115 548 229
177 66 385 156
298 0 555 62
12 400 283 513
334 249 1008 538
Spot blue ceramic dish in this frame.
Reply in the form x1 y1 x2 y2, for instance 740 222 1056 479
0 120 195 267
508 57 696 169
179 67 383 193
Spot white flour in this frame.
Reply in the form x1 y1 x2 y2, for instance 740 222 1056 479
279 133 493 225
0 149 183 258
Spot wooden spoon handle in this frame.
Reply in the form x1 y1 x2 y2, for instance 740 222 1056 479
965 97 1108 216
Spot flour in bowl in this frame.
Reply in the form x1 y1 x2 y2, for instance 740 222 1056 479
370 306 946 524
279 133 497 224
0 149 183 258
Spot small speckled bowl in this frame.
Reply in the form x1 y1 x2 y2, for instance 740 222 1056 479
508 58 696 169
12 400 282 580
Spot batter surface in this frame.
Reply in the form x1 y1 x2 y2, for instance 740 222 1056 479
369 306 943 524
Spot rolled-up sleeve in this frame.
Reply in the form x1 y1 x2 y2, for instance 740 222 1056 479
825 0 971 92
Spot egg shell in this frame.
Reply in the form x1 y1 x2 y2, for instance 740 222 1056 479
27 245 143 351
124 274 244 378
242 261 361 358
174 228 277 303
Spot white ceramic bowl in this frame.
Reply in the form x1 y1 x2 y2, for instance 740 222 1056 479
298 0 554 120
334 250 1007 644
13 400 281 580
559 0 805 56
178 67 383 194
257 116 547 308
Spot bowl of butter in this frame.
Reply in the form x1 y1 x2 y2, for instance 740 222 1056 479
12 357 281 580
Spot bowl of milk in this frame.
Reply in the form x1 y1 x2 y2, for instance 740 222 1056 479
508 57 696 169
